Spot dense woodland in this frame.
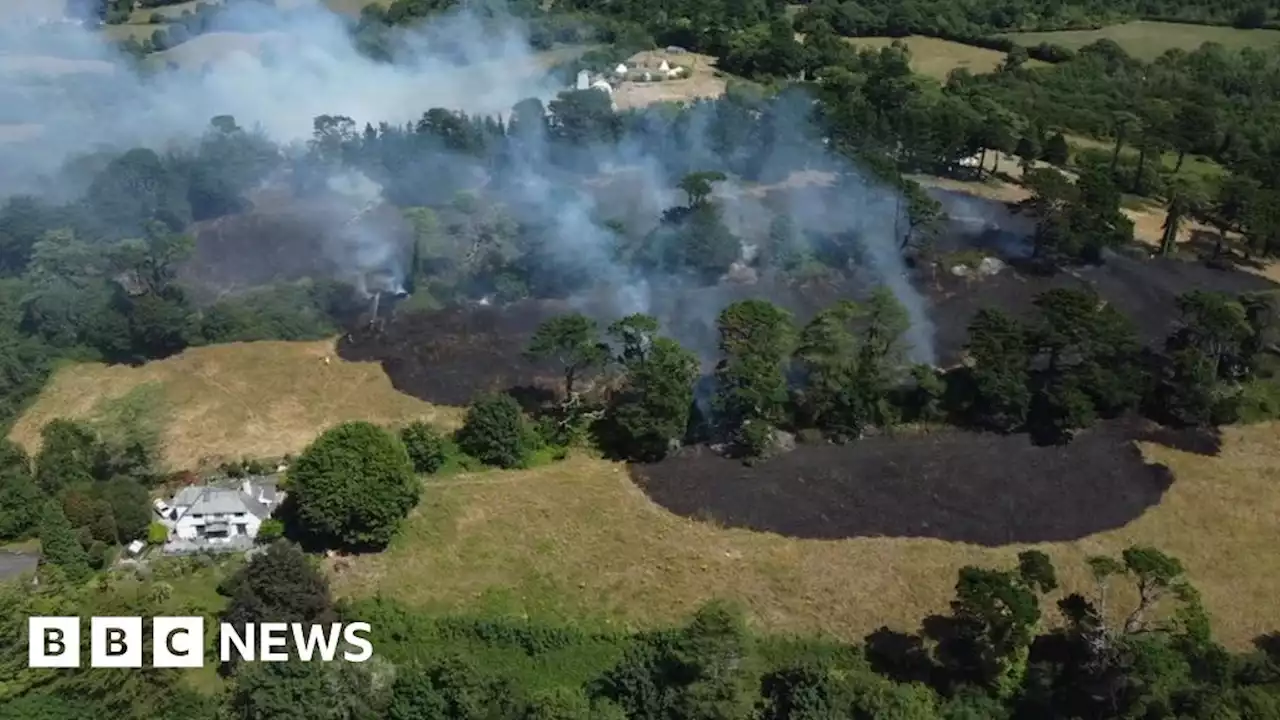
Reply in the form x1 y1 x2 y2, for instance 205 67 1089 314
3 0 1280 717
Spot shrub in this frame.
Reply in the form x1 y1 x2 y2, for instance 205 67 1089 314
456 394 535 469
400 421 450 474
244 457 271 476
147 521 169 545
256 518 284 543
285 421 420 550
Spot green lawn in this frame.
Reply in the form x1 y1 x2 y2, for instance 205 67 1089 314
1066 133 1226 191
1004 21 1280 61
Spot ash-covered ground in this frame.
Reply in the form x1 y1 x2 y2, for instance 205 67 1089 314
629 418 1179 545
327 189 1277 545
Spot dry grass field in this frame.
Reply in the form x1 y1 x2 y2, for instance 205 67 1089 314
845 36 1047 80
10 337 1280 649
9 339 459 471
330 425 1280 649
1005 20 1280 61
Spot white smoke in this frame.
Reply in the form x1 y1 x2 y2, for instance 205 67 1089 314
0 0 938 364
0 0 561 188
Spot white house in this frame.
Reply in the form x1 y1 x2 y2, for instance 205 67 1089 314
156 477 282 553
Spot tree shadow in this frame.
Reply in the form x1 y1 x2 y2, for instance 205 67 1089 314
505 384 557 415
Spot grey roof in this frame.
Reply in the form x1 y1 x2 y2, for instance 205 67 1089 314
170 476 282 521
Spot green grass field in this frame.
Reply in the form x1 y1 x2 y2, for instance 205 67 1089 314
1004 20 1280 60
845 36 1047 80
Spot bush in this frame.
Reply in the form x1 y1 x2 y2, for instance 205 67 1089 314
256 518 284 543
400 421 450 474
285 421 420 550
147 522 168 544
456 394 535 469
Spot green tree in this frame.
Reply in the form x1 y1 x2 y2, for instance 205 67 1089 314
285 421 420 550
0 441 40 541
606 324 699 462
941 551 1057 697
905 364 946 425
964 309 1030 432
1025 288 1143 441
456 394 535 469
400 421 450 474
228 658 384 720
35 419 98 494
713 300 794 451
1108 111 1139 177
37 500 91 583
1042 133 1070 166
219 540 335 630
389 656 525 720
1159 179 1201 256
100 477 151 542
1014 136 1041 174
592 602 755 720
1168 290 1253 379
525 313 610 399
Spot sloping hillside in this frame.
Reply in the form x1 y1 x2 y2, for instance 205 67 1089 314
9 339 458 471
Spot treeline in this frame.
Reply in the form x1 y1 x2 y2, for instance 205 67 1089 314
4 535 1279 719
0 408 161 578
499 280 1276 466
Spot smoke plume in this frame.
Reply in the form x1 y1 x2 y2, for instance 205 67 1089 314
0 0 937 364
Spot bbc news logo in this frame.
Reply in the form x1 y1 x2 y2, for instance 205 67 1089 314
28 617 373 668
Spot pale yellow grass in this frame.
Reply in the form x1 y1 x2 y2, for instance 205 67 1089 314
9 339 458 472
129 0 208 22
332 423 1280 649
845 36 1047 80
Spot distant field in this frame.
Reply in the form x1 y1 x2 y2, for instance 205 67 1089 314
1004 21 1280 60
331 425 1280 650
148 30 286 68
9 339 459 472
845 35 1047 80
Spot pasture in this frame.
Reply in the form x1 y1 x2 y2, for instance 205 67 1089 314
330 425 1280 650
1005 20 1280 60
9 339 459 472
845 35 1047 80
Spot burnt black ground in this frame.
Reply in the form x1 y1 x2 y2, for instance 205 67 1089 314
629 418 1178 545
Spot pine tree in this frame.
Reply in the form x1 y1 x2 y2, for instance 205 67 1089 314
38 501 91 583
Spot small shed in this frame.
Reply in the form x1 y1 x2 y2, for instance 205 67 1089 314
613 63 627 75
126 540 146 556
